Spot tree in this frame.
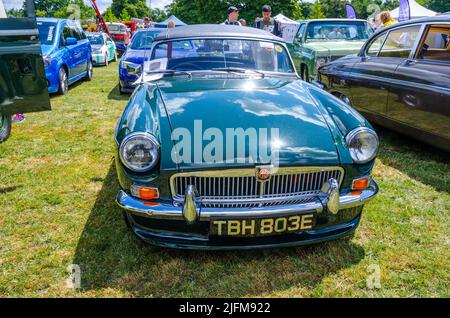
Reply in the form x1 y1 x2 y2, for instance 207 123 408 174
6 8 25 18
103 7 118 22
22 0 70 17
292 1 305 20
111 0 149 19
319 0 346 19
167 0 302 25
119 8 131 21
310 0 325 19
424 0 450 13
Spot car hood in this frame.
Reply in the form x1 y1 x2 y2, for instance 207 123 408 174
40 44 54 56
157 77 340 169
122 49 146 65
91 44 104 51
304 40 365 56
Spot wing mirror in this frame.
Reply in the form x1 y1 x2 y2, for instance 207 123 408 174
65 37 77 46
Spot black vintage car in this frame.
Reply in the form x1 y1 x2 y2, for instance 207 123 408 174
317 16 450 152
0 0 51 143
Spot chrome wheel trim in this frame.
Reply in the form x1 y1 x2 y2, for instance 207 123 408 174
0 114 10 140
60 69 68 94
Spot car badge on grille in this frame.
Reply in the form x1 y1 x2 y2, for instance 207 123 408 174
256 165 273 182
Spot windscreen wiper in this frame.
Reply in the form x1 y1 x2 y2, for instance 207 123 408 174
145 69 192 79
212 67 265 78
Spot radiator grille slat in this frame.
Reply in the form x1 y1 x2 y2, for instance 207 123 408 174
171 168 343 208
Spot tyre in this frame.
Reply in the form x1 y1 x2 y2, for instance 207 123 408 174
113 51 117 62
57 67 69 95
119 82 126 95
105 53 109 66
0 114 11 143
84 60 93 81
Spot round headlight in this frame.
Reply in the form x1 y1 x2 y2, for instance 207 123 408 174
346 127 379 164
119 132 160 172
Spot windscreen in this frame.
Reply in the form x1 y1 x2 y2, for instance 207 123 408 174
306 21 372 41
151 39 295 73
37 21 57 45
87 34 104 45
131 30 161 49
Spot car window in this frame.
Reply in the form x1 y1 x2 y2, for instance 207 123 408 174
417 24 450 62
296 24 306 41
366 32 388 56
37 21 57 45
378 25 421 58
62 25 72 40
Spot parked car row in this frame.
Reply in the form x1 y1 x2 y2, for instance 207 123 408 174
315 16 450 152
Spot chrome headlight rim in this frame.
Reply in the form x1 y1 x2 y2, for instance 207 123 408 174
119 132 160 173
345 127 379 164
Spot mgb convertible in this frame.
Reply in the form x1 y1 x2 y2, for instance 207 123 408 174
114 25 379 249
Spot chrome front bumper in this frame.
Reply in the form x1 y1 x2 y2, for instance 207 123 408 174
116 180 378 222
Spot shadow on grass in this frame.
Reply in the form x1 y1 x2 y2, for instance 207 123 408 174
375 126 450 193
73 163 365 297
108 84 131 101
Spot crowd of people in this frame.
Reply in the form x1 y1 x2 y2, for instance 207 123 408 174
222 4 282 37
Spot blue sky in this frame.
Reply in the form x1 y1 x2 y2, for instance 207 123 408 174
4 0 172 11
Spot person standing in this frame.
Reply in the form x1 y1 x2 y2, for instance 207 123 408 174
380 11 397 28
222 6 241 26
253 5 281 36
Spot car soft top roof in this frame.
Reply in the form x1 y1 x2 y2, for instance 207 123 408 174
154 24 283 42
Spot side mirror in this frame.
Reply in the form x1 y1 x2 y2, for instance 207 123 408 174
294 37 302 45
65 37 77 46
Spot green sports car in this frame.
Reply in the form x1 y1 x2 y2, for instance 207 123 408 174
288 19 373 82
114 24 379 250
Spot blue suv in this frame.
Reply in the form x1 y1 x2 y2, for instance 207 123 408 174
119 28 162 94
37 18 93 94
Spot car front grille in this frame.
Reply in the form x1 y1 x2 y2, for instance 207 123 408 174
170 167 344 209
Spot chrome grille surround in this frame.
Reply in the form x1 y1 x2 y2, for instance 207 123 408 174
170 167 344 209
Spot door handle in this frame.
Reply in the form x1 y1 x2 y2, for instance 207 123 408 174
405 59 417 65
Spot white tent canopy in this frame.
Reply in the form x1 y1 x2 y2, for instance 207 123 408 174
390 0 436 20
0 1 6 18
274 14 300 43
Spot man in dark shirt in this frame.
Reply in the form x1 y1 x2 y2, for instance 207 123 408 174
253 5 281 37
222 6 241 26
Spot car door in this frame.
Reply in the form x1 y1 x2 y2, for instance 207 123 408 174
289 23 306 73
68 24 86 76
0 17 51 115
105 34 115 60
388 22 450 150
349 25 421 116
61 24 77 78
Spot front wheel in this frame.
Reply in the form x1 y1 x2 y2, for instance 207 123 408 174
57 67 69 95
0 114 11 143
84 60 93 81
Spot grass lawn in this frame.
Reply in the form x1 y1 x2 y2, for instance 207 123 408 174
0 62 449 297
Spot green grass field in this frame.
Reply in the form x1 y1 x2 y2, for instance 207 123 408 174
0 62 448 297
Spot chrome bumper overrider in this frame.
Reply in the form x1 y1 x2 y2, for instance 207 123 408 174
116 180 378 222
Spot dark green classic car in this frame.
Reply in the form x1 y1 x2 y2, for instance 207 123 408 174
0 10 51 143
114 25 379 250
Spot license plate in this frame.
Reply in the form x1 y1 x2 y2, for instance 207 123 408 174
210 213 316 237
